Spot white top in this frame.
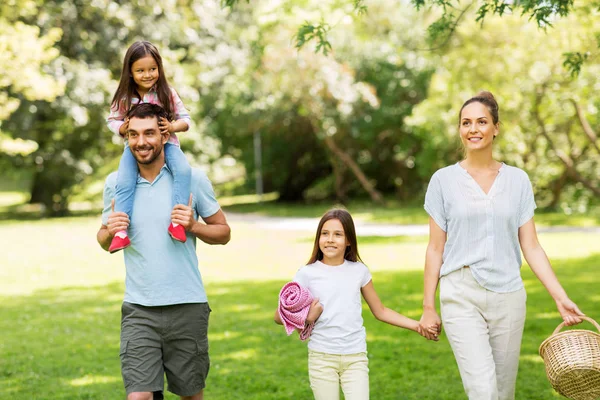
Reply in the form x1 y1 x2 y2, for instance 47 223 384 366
424 163 537 293
294 260 372 354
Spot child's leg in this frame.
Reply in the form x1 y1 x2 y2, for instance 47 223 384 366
115 145 138 217
164 143 191 207
164 143 192 242
339 352 369 400
109 145 137 253
308 350 341 400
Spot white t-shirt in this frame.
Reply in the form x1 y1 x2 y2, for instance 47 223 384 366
294 260 372 354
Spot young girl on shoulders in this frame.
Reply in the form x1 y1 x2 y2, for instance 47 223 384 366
107 40 192 253
275 208 435 400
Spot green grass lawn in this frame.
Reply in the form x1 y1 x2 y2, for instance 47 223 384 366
1 216 599 399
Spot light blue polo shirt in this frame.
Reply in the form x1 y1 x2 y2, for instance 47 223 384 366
102 165 221 306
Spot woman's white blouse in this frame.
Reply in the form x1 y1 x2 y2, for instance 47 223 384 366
424 163 537 293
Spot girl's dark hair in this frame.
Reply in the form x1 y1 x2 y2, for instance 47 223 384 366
307 208 362 264
110 41 173 120
458 90 499 126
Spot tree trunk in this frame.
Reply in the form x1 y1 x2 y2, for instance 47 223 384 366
533 87 600 198
571 99 600 154
323 136 384 204
330 155 348 204
548 170 568 210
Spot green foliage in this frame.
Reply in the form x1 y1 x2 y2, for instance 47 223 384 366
353 0 368 15
282 0 599 77
407 10 600 210
563 51 590 77
1 0 598 214
476 1 512 23
221 0 246 7
294 21 332 55
518 0 574 24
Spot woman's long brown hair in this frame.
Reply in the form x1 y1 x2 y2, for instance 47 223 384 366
110 41 173 120
307 208 362 264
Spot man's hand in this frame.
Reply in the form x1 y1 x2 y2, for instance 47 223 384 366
171 194 195 231
107 199 130 236
306 298 323 325
159 117 173 134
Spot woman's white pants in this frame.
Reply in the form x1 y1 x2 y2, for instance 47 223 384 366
440 267 526 400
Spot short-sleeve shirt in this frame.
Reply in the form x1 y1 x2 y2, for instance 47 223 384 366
424 163 536 293
294 260 372 354
102 166 220 306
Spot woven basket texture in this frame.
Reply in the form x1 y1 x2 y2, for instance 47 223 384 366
539 317 600 400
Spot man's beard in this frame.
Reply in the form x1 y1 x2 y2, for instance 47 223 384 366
132 145 163 165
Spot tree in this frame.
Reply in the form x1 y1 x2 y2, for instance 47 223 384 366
1 0 209 215
0 3 64 158
227 0 600 76
197 0 435 202
406 10 600 209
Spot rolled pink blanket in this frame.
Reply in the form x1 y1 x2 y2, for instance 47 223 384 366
278 281 315 341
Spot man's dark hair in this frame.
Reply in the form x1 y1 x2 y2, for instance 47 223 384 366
126 103 169 121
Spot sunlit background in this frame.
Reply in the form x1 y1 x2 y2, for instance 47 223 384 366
1 0 599 398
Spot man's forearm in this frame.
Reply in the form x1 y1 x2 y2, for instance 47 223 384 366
97 227 113 252
190 221 230 245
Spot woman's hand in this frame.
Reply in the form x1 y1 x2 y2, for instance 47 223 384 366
555 297 585 326
306 298 323 325
418 308 441 341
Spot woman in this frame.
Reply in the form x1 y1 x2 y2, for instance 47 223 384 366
417 91 584 400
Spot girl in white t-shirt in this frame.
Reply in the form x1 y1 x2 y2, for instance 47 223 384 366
275 208 436 400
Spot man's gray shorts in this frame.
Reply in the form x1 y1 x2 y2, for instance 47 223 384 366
120 301 211 396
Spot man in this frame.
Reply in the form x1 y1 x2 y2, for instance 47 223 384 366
97 103 230 400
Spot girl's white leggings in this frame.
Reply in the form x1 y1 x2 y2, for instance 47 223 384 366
308 350 369 400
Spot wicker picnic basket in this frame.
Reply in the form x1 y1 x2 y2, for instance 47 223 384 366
539 316 600 400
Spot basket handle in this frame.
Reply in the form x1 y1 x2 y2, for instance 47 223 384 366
552 316 600 335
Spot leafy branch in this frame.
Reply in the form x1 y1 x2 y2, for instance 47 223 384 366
224 0 598 73
354 0 368 15
294 21 332 55
563 52 589 77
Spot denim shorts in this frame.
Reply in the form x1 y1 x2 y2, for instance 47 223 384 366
120 301 211 396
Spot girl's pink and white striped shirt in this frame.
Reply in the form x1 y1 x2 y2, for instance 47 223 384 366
107 86 191 146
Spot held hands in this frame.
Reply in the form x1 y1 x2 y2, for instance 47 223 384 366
171 194 195 232
306 298 323 325
159 117 173 134
555 297 585 326
107 199 129 236
417 308 442 341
